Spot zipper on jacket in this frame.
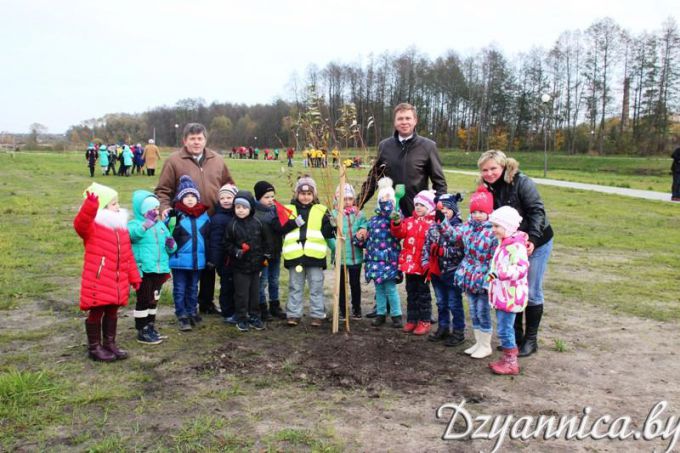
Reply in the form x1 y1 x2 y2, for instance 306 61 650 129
96 256 106 279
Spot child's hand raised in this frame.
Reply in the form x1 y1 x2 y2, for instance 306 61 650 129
85 191 99 206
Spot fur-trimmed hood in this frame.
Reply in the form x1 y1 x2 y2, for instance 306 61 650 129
477 157 520 186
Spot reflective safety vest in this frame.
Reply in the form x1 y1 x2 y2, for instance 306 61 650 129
282 204 328 260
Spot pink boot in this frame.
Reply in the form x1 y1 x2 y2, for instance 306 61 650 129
489 347 520 375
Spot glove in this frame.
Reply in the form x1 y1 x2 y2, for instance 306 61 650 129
295 215 306 227
241 243 250 254
165 237 176 249
132 281 141 291
435 210 445 223
390 210 400 223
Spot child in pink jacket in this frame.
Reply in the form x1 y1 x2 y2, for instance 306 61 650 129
487 206 529 376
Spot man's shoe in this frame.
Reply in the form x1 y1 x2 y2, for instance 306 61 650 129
178 318 192 332
403 321 417 333
413 321 432 336
137 325 163 345
236 320 250 332
428 326 450 342
223 315 238 325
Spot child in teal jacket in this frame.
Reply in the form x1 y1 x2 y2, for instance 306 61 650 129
128 190 177 344
328 183 367 318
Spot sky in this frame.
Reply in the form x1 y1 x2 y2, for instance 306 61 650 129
0 0 677 134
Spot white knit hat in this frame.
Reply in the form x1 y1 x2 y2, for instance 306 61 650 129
489 206 523 234
376 177 395 205
414 189 436 214
335 183 356 199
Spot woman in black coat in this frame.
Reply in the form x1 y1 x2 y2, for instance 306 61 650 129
477 150 554 357
671 147 680 201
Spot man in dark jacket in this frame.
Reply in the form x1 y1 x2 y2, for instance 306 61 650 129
672 147 680 201
359 103 448 215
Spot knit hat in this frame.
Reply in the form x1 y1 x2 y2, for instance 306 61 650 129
295 175 317 197
334 183 356 199
140 196 160 215
83 182 118 210
233 190 255 212
254 181 276 200
489 206 523 235
414 190 436 214
469 186 493 214
437 193 463 214
376 177 396 204
148 139 154 144
175 175 201 202
218 183 238 198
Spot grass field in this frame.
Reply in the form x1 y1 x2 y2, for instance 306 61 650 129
1 150 679 451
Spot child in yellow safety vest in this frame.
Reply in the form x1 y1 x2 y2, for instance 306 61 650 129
281 175 335 327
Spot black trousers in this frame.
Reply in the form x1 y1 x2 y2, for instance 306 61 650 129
198 266 217 311
233 271 260 321
339 264 362 316
218 268 235 318
672 172 680 198
405 274 432 322
134 273 167 329
147 168 155 176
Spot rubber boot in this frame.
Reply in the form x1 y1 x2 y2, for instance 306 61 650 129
489 347 520 375
269 300 286 319
85 320 116 362
102 315 128 360
464 329 481 355
471 331 493 358
519 305 543 357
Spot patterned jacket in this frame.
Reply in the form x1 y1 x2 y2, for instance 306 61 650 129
440 216 497 294
390 213 435 275
421 214 464 279
489 231 530 313
357 201 401 283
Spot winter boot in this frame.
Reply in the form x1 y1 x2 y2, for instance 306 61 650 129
269 300 286 319
519 305 543 357
260 304 273 322
471 331 493 358
371 315 386 327
403 321 417 333
464 329 481 355
413 321 431 336
391 316 403 328
489 347 520 375
102 316 128 360
85 321 116 362
444 329 465 347
428 325 450 342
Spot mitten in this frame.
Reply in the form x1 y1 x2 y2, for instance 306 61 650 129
143 210 158 229
165 237 176 249
85 191 99 207
241 243 250 254
389 210 401 223
295 215 305 227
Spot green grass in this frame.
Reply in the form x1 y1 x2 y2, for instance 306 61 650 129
0 149 679 450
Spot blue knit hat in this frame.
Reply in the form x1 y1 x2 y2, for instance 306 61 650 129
175 175 201 202
436 193 463 214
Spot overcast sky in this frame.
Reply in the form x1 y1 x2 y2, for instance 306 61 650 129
0 0 677 133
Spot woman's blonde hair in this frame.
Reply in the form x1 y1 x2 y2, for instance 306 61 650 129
477 150 507 169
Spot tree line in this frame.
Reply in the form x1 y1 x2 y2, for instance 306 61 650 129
66 16 680 155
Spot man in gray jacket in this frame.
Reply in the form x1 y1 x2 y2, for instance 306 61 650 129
359 103 447 214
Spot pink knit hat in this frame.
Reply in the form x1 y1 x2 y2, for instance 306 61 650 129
413 190 436 214
489 206 523 234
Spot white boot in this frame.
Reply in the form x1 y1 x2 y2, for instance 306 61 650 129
471 331 493 358
464 329 480 355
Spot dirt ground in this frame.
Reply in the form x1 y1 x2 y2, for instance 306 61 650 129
5 268 680 452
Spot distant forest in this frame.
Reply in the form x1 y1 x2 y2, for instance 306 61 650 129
65 17 680 155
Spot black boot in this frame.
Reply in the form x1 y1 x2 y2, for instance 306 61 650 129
428 325 450 342
269 300 286 319
371 315 386 327
444 329 465 347
260 304 273 322
365 304 378 318
519 305 543 357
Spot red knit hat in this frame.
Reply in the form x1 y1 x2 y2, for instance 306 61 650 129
469 186 493 214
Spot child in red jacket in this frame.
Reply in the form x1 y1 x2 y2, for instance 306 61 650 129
74 183 141 362
390 189 436 335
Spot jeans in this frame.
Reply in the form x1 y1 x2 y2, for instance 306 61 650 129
172 269 200 319
432 275 464 330
375 280 402 317
405 274 432 322
467 291 492 333
259 256 281 305
496 310 517 349
286 266 325 319
218 268 235 318
528 238 553 306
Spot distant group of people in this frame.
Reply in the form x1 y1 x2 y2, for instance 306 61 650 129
85 140 161 177
228 146 286 161
75 105 554 378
